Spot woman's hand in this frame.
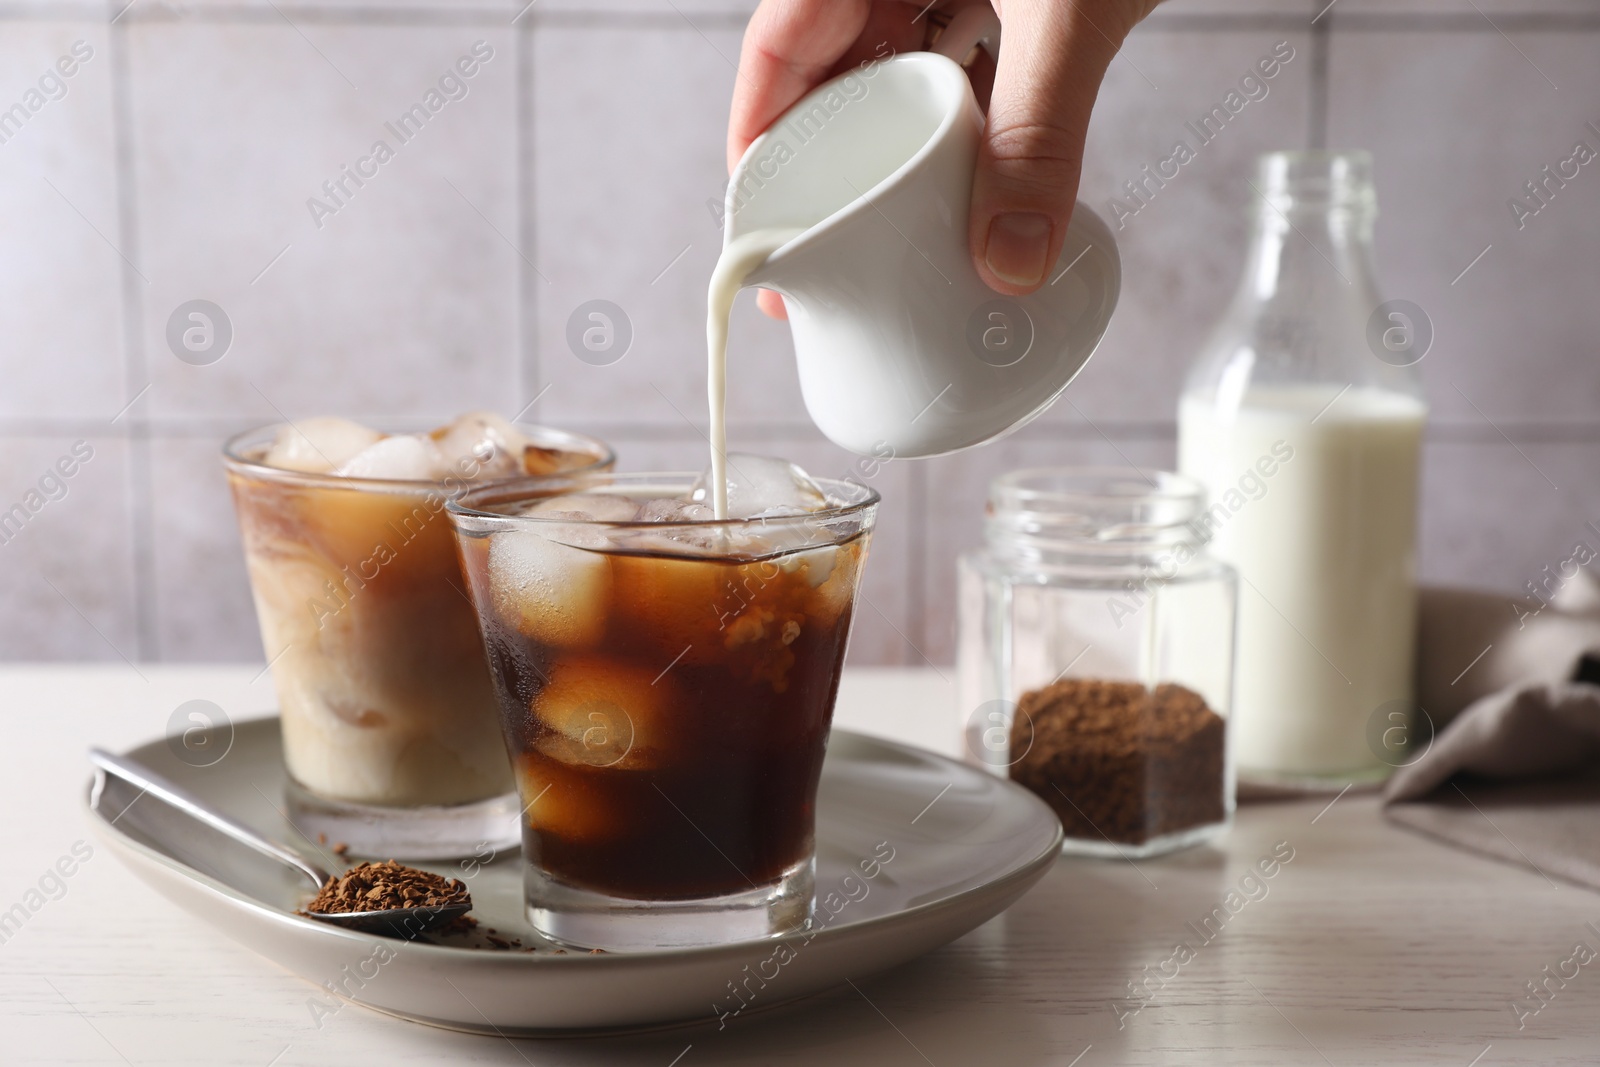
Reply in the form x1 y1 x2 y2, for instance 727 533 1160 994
727 0 1159 318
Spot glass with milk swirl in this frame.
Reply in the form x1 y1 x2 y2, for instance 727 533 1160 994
225 415 614 858
1178 151 1427 785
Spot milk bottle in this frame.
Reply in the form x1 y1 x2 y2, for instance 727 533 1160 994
1178 151 1428 783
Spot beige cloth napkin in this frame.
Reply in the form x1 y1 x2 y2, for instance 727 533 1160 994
1416 570 1600 726
1384 570 1600 890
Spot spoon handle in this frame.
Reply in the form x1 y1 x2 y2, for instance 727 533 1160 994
89 747 331 889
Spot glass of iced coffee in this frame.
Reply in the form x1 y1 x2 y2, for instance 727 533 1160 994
224 414 613 859
447 456 878 949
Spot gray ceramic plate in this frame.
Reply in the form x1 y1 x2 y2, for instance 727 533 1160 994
88 716 1062 1035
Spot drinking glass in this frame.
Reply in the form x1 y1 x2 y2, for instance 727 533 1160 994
448 473 878 949
224 422 613 859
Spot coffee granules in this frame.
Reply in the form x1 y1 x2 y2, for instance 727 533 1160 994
305 860 471 915
1009 678 1225 845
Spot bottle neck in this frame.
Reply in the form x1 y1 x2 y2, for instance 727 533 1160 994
1242 200 1378 309
1184 150 1427 402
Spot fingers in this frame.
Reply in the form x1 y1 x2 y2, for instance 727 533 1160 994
828 1 930 75
731 0 876 320
727 0 873 171
757 289 789 319
970 0 1143 294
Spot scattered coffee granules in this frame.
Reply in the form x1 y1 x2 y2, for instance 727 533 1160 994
305 860 471 915
1009 678 1225 845
435 914 479 937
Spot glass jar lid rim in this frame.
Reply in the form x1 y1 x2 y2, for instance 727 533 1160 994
986 467 1209 551
990 466 1206 510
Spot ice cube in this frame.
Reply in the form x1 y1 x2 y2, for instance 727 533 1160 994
803 541 864 622
522 494 639 522
689 453 826 519
606 545 839 692
522 444 597 476
606 550 753 668
517 757 621 841
336 434 447 481
489 529 610 648
430 411 528 479
262 417 382 474
634 497 716 524
778 544 837 588
530 521 615 552
307 482 435 564
239 553 344 646
610 498 725 556
531 654 675 769
624 526 743 563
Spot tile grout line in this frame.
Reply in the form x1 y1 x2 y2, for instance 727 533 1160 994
1 4 1598 29
1319 11 1600 33
514 12 536 408
905 460 928 667
1307 0 1331 150
9 418 1600 443
108 1 160 662
14 2 1598 31
0 5 758 28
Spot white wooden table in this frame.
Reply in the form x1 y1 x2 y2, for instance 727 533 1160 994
4 665 1597 1065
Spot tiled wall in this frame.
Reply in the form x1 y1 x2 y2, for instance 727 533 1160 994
2 0 1596 667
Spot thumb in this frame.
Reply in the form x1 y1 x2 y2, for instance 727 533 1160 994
969 1 1134 295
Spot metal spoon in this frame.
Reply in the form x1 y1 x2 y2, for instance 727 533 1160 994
88 747 471 938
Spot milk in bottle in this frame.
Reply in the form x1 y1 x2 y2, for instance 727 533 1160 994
1178 151 1427 783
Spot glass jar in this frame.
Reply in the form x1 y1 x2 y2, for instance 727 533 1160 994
958 468 1237 858
1177 150 1427 786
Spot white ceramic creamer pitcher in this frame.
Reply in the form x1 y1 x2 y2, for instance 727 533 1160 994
724 16 1121 458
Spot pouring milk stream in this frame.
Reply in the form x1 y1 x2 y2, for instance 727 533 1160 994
703 12 1121 516
706 229 801 518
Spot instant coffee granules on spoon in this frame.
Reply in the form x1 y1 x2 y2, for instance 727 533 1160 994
305 860 471 915
1009 678 1225 845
